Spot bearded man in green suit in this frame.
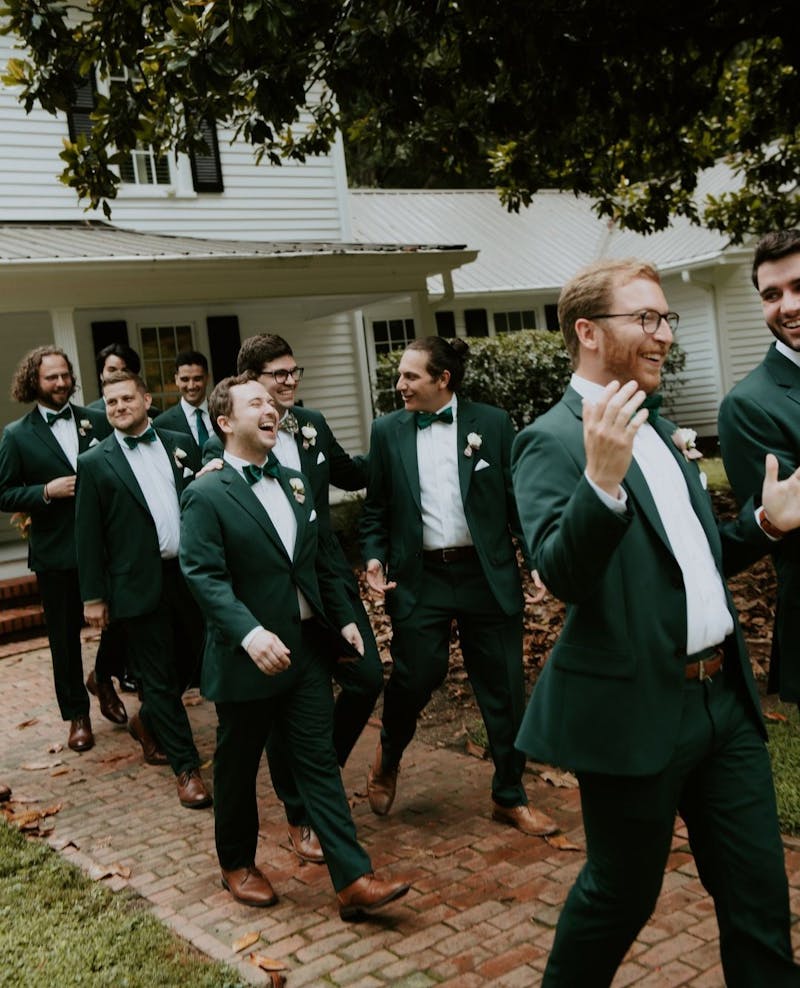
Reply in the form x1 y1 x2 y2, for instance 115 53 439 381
360 336 556 837
0 345 125 752
179 374 409 918
512 258 800 986
719 229 800 712
203 333 382 866
75 370 210 811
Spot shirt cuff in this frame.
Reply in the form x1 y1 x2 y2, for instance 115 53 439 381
585 471 627 514
241 626 264 651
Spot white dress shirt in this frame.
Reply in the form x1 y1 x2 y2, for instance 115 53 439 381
39 404 78 471
417 394 473 550
571 374 733 654
180 398 212 447
115 429 181 558
274 413 302 471
223 451 313 649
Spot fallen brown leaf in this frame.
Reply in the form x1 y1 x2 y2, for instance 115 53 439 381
50 836 78 851
268 974 287 987
21 760 63 771
464 739 488 759
48 742 64 753
545 833 582 852
50 766 71 777
16 718 38 730
87 861 131 881
249 953 288 972
766 711 789 722
232 932 260 953
540 769 579 789
183 695 203 707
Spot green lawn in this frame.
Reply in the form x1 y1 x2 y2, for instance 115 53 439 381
0 822 246 988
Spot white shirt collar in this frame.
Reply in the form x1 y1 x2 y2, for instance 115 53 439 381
180 397 209 415
775 340 800 369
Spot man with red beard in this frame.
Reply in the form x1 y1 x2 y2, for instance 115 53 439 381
512 258 800 986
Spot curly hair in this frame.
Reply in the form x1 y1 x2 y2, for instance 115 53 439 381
10 346 77 404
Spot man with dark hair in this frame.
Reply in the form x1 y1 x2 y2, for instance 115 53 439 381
719 229 800 711
0 345 123 750
89 342 161 418
360 336 557 836
512 257 800 985
156 350 213 454
180 374 410 917
204 333 382 865
75 370 210 809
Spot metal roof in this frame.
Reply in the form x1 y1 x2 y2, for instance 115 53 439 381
349 162 738 294
0 221 466 264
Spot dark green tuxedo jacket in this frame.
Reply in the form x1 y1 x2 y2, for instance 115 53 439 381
719 343 800 700
512 387 771 776
155 402 205 456
179 461 357 703
360 398 531 621
0 403 111 572
75 427 201 617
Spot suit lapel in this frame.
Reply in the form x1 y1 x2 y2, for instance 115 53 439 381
396 413 422 511
157 429 190 494
457 401 478 503
73 407 100 455
28 408 74 472
278 468 307 561
104 438 152 516
293 409 317 476
222 466 292 562
765 344 800 409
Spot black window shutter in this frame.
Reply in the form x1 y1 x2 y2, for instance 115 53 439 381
206 315 240 380
67 78 96 141
190 120 224 193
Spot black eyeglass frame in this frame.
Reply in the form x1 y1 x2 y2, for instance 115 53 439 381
260 366 305 384
586 310 680 334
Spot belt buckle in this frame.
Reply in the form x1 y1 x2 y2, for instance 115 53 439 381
441 548 455 563
698 657 715 682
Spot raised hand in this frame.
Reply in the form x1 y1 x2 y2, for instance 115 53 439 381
761 453 800 533
583 380 649 497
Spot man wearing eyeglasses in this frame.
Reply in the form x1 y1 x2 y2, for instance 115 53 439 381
204 334 382 866
719 229 800 718
511 258 800 986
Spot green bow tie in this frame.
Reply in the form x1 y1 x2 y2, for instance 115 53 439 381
123 426 157 449
641 393 663 422
243 454 281 485
415 407 454 429
279 411 299 435
46 407 72 426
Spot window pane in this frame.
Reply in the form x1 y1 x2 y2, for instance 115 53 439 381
464 309 488 337
523 310 536 328
509 311 522 333
373 321 388 343
435 311 455 336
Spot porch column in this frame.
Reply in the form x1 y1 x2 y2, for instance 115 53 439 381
410 289 435 337
49 308 80 382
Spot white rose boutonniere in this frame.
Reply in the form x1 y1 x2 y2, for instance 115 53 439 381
173 447 188 468
671 427 703 462
289 477 306 504
464 432 483 458
301 424 317 450
79 418 92 437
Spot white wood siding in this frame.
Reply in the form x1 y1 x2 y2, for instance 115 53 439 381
0 32 347 240
715 263 771 391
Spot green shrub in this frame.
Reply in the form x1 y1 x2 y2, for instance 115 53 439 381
372 331 686 430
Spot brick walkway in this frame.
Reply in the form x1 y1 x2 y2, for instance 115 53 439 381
2 637 800 987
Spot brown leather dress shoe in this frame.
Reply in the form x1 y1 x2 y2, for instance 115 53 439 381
128 711 168 765
287 824 325 864
367 742 399 816
337 872 411 921
176 769 212 809
0 783 11 803
68 715 94 752
492 801 558 837
221 865 278 907
86 670 128 725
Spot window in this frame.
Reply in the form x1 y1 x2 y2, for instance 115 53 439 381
435 311 456 336
67 79 95 142
139 324 194 408
372 318 416 356
464 309 489 337
108 68 171 186
493 309 537 334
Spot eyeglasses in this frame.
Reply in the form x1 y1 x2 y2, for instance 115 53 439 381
587 310 680 334
260 366 304 384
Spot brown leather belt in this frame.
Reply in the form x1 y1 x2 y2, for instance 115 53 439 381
685 645 724 681
423 545 478 564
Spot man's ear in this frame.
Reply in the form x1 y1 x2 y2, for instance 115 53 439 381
217 415 233 436
574 317 600 352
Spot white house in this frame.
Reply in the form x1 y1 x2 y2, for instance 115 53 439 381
0 27 476 574
350 175 770 439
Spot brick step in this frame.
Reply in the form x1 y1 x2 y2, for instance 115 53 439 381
0 604 45 641
0 573 38 602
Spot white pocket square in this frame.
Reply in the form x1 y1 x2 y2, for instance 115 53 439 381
475 459 490 472
316 451 326 465
309 509 317 521
699 470 708 490
88 437 99 448
182 467 194 478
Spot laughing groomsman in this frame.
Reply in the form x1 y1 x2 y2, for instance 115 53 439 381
0 346 124 751
75 370 210 809
360 336 557 837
